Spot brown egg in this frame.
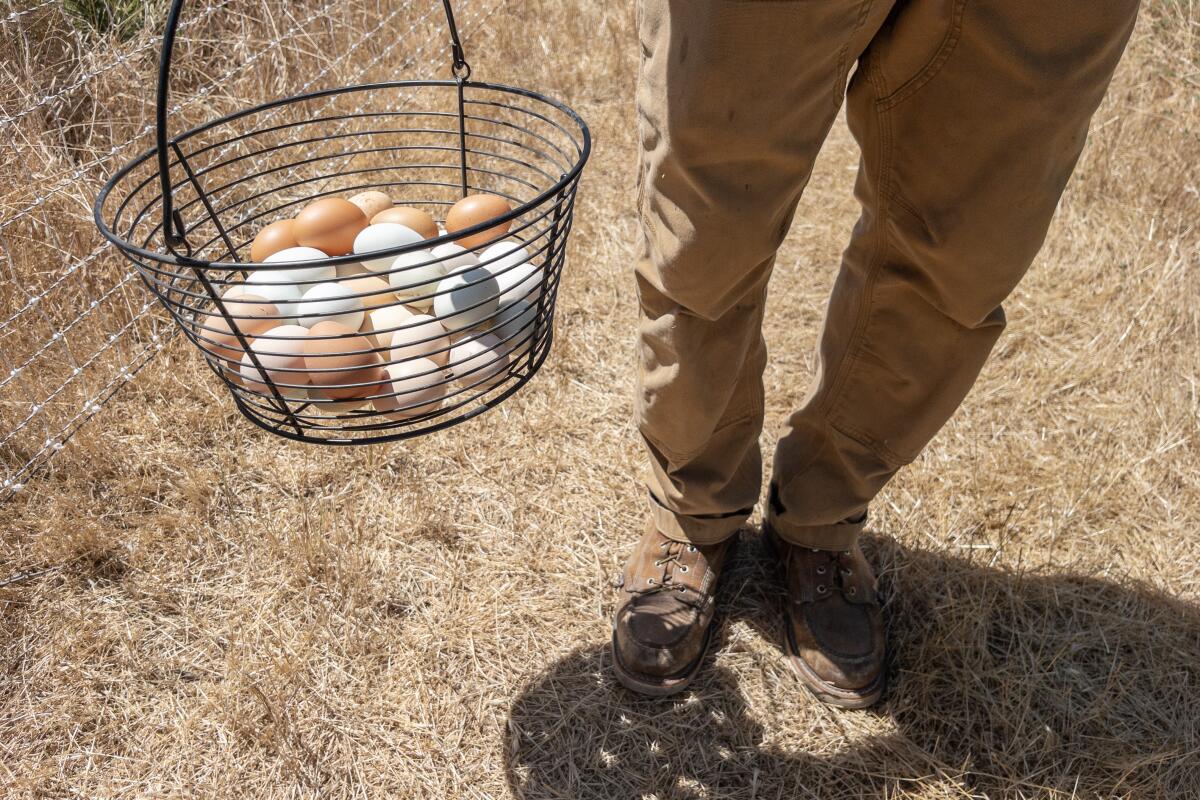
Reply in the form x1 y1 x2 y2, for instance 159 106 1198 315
293 198 368 256
445 194 513 249
371 206 439 239
348 191 393 221
303 320 384 399
195 297 279 374
249 219 299 262
341 274 399 310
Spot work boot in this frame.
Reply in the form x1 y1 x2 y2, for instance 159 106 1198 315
765 525 886 708
611 521 737 696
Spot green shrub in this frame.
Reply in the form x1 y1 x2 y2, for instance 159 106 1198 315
62 0 159 41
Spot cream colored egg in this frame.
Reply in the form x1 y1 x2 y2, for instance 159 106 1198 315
373 358 447 420
297 282 365 330
341 274 397 310
389 314 450 367
239 324 311 397
353 223 425 273
448 332 510 390
388 249 447 311
360 303 416 349
433 266 500 331
348 190 393 220
481 240 541 306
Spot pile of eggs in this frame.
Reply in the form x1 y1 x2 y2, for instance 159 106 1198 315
195 190 541 420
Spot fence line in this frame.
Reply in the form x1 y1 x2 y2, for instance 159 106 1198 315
0 0 507 499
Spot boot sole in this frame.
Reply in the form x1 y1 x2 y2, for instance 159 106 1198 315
610 620 713 698
763 524 886 710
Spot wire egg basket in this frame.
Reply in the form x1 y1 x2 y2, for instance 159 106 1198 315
94 0 590 444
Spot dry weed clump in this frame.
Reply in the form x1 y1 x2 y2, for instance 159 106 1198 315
2 1 1198 798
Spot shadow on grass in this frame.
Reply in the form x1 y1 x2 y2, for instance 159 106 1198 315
504 532 1200 798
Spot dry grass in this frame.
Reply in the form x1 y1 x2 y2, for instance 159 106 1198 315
2 1 1199 798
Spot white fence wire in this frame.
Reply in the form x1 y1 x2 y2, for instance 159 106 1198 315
0 0 506 501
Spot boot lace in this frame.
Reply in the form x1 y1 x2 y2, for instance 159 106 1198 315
645 539 696 594
811 548 859 599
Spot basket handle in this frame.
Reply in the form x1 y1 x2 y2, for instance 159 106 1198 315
154 0 474 255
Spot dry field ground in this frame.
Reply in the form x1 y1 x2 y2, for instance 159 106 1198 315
2 1 1199 798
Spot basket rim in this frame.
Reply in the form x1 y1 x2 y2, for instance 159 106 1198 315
93 78 591 270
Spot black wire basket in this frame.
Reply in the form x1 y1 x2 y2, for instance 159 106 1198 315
95 0 590 444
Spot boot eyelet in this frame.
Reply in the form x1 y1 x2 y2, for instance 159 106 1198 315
679 565 689 573
848 587 857 596
687 545 697 552
816 585 828 595
816 566 826 575
647 578 655 585
842 568 852 577
677 585 686 593
842 550 851 556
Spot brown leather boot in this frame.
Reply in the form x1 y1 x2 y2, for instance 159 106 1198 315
765 525 886 708
611 521 737 696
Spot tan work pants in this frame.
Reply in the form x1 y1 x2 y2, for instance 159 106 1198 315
637 0 1139 549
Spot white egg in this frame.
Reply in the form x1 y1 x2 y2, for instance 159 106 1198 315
448 332 510 390
237 274 302 320
262 246 337 284
388 249 447 310
297 282 365 330
239 324 310 397
491 300 537 357
431 242 481 275
373 358 447 420
481 240 542 306
433 266 500 331
353 223 425 273
389 314 451 366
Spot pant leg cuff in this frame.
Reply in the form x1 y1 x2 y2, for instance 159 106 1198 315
648 493 748 546
766 512 865 551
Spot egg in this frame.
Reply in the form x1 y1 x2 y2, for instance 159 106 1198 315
341 274 397 310
348 190 393 220
195 298 279 372
360 303 416 349
491 299 537 357
250 219 299 262
388 249 447 310
372 358 447 420
236 275 301 320
297 282 365 330
389 314 451 367
445 193 513 249
371 206 438 239
239 324 310 397
261 246 337 285
303 321 384 399
448 332 510 390
293 197 368 256
431 242 481 275
481 240 542 306
432 266 500 331
353 222 425 273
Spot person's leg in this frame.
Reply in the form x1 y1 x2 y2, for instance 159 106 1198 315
770 0 1140 706
636 0 890 546
616 0 892 696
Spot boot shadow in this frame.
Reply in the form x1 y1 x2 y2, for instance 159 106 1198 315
504 533 1200 798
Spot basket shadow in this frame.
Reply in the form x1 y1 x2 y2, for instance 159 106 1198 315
504 532 1200 798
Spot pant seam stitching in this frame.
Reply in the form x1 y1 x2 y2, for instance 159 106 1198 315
878 0 969 110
